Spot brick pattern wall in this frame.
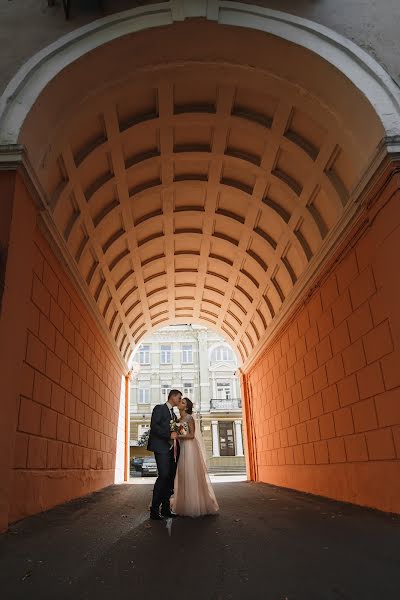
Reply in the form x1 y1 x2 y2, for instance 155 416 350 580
247 198 400 512
11 230 125 521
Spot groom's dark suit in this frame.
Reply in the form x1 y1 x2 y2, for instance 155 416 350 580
148 403 179 515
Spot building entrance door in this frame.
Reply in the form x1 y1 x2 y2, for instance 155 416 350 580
219 422 235 457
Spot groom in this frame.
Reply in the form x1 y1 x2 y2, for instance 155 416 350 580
147 389 182 520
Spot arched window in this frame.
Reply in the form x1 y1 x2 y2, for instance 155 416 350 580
211 345 235 363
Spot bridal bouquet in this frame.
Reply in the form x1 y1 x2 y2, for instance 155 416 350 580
178 422 188 436
170 420 179 434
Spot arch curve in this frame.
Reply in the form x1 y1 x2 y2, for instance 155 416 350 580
1 0 398 369
0 0 399 143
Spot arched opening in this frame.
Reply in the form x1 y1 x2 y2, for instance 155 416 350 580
10 21 389 362
1 1 400 530
128 323 246 483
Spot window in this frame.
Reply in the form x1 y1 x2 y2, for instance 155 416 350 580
183 382 193 398
138 423 150 438
160 344 172 364
212 345 234 363
139 344 150 364
219 421 235 456
181 344 193 364
161 384 172 399
217 382 232 400
138 387 150 404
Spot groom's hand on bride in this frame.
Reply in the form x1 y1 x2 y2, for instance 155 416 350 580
171 432 178 440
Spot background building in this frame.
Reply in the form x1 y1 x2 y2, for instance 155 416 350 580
130 325 245 473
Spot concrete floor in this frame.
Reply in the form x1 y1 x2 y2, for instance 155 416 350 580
0 481 399 600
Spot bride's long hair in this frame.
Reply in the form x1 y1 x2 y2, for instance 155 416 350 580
182 398 208 464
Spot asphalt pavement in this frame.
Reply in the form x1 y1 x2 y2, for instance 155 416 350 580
1 480 399 599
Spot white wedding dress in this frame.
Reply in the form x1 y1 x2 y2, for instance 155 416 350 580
171 415 219 517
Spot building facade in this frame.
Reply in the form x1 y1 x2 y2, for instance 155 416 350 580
129 325 246 473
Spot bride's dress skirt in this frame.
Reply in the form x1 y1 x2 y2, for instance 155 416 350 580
171 438 219 517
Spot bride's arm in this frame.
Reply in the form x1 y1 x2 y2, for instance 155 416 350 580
179 416 195 439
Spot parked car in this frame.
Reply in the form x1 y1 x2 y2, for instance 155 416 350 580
141 456 158 477
131 457 144 472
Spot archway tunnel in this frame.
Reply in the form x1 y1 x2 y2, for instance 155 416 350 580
1 1 400 533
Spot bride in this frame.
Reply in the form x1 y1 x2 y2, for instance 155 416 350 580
171 397 219 517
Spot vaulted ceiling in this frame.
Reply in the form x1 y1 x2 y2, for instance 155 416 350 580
19 20 383 366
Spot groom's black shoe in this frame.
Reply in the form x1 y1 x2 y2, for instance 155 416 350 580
161 509 177 518
150 511 164 521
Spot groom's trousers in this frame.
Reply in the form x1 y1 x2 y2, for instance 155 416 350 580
151 448 178 513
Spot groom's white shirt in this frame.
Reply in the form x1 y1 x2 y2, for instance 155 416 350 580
166 401 175 418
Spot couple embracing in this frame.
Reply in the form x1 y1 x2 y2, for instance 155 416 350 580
147 389 219 520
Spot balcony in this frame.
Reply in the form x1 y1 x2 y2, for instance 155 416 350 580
210 398 242 412
130 407 152 417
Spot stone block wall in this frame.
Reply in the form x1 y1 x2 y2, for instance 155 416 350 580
246 174 400 513
10 225 126 523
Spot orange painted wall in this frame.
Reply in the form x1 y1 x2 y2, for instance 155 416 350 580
0 172 14 313
0 171 21 533
0 173 126 527
247 169 400 513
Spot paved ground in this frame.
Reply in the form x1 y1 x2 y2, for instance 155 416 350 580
1 480 399 600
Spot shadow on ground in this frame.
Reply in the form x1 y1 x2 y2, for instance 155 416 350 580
1 481 399 599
